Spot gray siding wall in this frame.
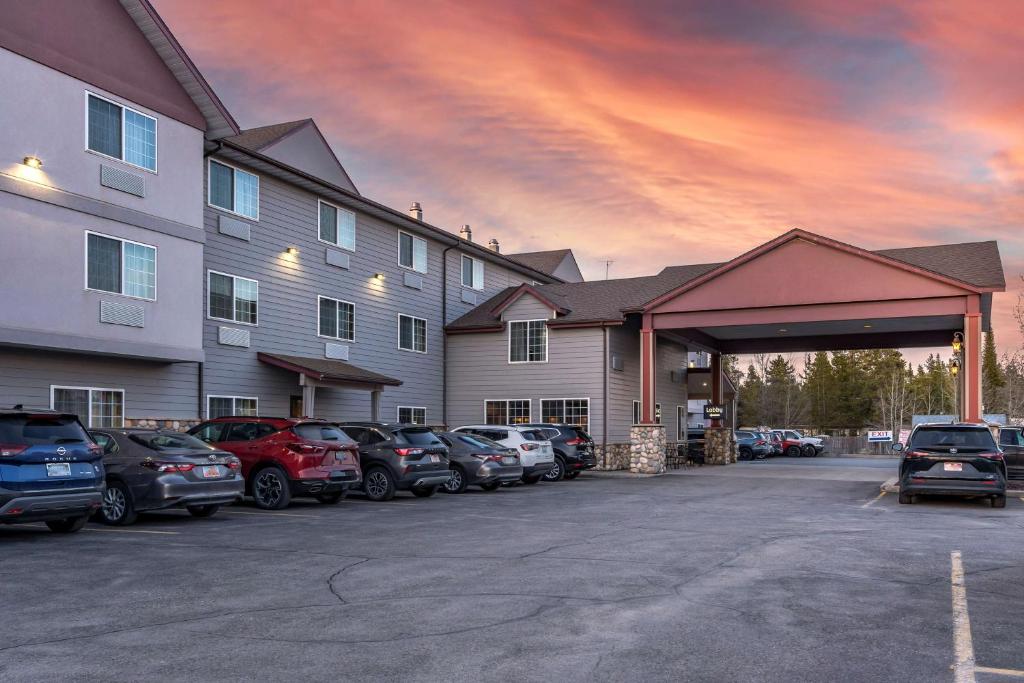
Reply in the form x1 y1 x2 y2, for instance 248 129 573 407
655 338 689 442
444 249 530 324
499 295 557 321
446 326 605 434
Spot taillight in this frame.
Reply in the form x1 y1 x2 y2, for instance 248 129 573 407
565 438 584 446
983 452 1004 461
286 443 323 455
226 459 242 470
394 447 424 457
905 450 927 459
520 443 538 451
0 444 28 458
472 453 505 462
141 461 195 473
756 440 766 446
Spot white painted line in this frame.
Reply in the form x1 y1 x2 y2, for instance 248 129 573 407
221 510 320 519
951 550 976 683
83 527 179 536
861 491 886 508
975 666 1024 678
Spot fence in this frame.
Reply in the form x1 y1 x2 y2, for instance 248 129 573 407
819 434 898 456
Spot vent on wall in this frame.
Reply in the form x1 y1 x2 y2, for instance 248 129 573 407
100 165 145 197
403 272 423 290
670 370 682 383
325 249 350 269
99 300 144 327
218 326 250 347
610 354 624 371
218 214 251 241
461 290 478 305
325 342 349 360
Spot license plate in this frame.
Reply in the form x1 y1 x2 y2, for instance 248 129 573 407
430 454 440 463
202 465 220 478
502 456 516 465
46 462 71 477
944 462 963 472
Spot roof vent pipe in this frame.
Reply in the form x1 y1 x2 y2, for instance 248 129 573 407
487 238 500 253
409 202 423 221
459 224 473 242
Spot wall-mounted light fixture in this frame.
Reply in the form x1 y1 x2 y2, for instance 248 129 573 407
950 356 961 377
23 156 42 169
952 331 964 354
373 272 385 280
778 328 788 333
863 323 873 329
285 246 299 255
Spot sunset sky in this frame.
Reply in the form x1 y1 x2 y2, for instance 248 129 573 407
157 0 1023 357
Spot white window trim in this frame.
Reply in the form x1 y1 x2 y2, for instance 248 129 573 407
397 313 428 354
398 231 428 274
507 319 549 364
316 295 356 342
632 400 641 425
396 406 427 424
483 399 532 425
540 397 591 427
50 385 125 428
207 269 259 326
207 158 260 221
84 91 158 174
83 230 158 301
461 254 484 290
317 199 356 252
206 395 259 419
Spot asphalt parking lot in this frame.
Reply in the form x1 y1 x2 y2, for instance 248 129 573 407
2 457 1022 683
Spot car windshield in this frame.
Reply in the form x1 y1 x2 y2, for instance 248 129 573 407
0 415 90 445
395 429 444 446
129 432 215 451
293 424 356 444
910 427 997 451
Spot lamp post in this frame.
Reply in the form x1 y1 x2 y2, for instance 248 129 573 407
950 332 964 420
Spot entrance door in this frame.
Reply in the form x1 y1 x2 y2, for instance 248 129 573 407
290 395 303 418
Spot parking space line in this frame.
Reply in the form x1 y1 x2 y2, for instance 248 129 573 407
220 510 321 519
861 491 886 508
975 666 1024 678
952 551 976 683
83 527 180 535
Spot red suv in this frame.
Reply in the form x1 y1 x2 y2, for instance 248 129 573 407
189 417 361 509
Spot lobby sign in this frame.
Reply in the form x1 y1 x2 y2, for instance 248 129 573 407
703 404 725 421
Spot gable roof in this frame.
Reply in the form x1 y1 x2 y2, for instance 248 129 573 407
875 241 1005 290
506 249 573 276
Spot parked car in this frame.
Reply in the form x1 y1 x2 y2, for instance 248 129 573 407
188 417 361 509
435 432 524 493
734 430 772 460
450 425 555 484
0 409 105 533
766 431 784 456
336 423 451 501
88 429 244 524
520 423 596 481
894 423 1006 507
772 429 823 457
998 427 1024 480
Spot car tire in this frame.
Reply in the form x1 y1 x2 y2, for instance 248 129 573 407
479 482 501 491
802 445 817 457
992 495 1007 509
100 480 138 526
187 504 221 518
738 447 753 461
315 491 346 504
755 451 768 460
564 470 581 480
411 485 438 498
522 475 543 485
443 467 468 494
786 445 802 458
543 457 566 482
898 492 914 504
45 515 89 533
251 466 291 510
362 467 396 502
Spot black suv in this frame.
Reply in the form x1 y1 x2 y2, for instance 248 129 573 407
520 423 596 481
998 427 1024 480
337 423 451 501
895 423 1007 507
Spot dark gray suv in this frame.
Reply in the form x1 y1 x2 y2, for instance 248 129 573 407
520 423 596 481
436 431 524 493
337 423 451 501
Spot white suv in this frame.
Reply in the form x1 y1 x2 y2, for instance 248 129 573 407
451 425 555 484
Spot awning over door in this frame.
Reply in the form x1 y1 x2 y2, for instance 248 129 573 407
257 352 402 388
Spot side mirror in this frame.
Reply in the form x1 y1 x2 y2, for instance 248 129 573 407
891 443 904 452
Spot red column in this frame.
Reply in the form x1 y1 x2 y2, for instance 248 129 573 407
963 313 982 423
710 352 723 428
640 314 656 424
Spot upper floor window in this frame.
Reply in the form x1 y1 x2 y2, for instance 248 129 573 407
318 296 354 341
461 255 484 290
397 406 426 425
398 314 427 353
399 231 427 273
319 200 356 251
86 232 156 300
509 320 547 363
208 271 258 325
86 93 157 172
208 159 259 220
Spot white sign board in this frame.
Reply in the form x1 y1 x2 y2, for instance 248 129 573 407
898 429 911 445
867 430 893 443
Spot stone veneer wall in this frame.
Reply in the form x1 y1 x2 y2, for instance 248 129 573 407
124 418 202 432
704 426 737 465
629 424 666 474
594 443 631 471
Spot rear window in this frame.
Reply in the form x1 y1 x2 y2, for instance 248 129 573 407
1000 429 1022 447
910 427 997 450
521 430 548 441
457 434 498 450
293 424 356 444
395 428 444 446
573 428 591 441
0 415 90 445
130 432 214 451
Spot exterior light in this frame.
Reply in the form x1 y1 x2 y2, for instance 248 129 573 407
952 332 964 354
950 356 961 377
778 328 788 333
285 246 299 255
688 360 695 368
374 272 385 280
863 323 873 329
23 156 42 169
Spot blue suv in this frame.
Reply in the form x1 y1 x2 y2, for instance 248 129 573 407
0 409 105 533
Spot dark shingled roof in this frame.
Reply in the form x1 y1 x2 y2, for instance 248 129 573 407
505 249 574 276
447 240 1004 331
258 353 402 386
222 119 311 151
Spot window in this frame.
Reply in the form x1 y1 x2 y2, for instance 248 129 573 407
86 93 157 171
208 271 258 325
656 403 662 425
541 398 589 429
461 255 484 290
398 314 427 353
318 296 354 341
633 400 641 425
397 406 427 425
509 320 547 363
208 159 259 220
207 395 258 419
51 386 124 428
86 232 156 300
319 200 356 251
223 422 276 442
485 399 531 425
677 406 686 440
399 231 427 273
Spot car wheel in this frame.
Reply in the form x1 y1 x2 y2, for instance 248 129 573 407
479 482 501 491
362 467 396 502
100 480 138 526
992 495 1007 509
187 504 221 518
443 467 468 494
755 450 768 460
898 492 914 504
786 445 802 458
564 470 581 480
522 475 543 485
801 445 817 457
543 457 566 482
45 515 89 533
411 485 438 498
251 466 291 510
315 491 346 504
738 447 753 461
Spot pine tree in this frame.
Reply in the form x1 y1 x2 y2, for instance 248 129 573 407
801 352 833 431
764 355 803 427
982 330 1006 414
738 364 766 427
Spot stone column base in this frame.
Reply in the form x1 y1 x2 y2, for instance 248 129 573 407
630 424 666 474
704 426 736 465
124 418 201 432
594 443 631 470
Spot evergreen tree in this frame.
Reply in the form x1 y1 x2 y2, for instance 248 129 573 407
737 364 766 427
764 355 803 427
982 330 1006 413
801 352 833 431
